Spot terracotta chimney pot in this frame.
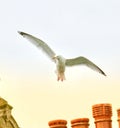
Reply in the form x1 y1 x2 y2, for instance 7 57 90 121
71 118 89 128
48 119 67 128
92 103 112 128
117 109 120 128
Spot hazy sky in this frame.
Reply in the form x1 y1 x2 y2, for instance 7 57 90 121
0 0 120 127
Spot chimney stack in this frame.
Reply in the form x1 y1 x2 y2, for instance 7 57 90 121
71 118 89 128
92 103 112 128
48 119 67 128
117 109 120 128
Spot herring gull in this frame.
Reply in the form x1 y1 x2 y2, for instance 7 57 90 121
18 31 106 81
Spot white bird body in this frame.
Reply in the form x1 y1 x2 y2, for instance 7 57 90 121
18 31 106 81
55 55 66 81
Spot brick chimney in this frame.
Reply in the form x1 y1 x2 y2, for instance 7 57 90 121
92 103 112 128
48 119 67 128
117 108 120 128
71 118 89 128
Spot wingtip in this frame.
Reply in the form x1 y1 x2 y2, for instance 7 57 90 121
102 72 107 77
18 31 24 36
104 73 107 77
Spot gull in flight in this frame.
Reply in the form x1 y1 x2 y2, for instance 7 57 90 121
18 31 106 81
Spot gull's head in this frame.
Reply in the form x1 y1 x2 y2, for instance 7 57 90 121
52 55 65 63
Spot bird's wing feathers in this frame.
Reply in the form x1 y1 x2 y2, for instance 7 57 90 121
18 31 56 61
66 56 106 76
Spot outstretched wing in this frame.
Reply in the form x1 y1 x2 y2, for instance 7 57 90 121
18 31 56 62
65 56 106 76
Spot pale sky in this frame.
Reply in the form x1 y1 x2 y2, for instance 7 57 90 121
0 0 120 127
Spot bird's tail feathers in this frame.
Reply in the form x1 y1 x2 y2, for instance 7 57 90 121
57 73 65 81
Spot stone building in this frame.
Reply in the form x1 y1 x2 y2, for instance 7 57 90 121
0 97 19 128
0 97 120 128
